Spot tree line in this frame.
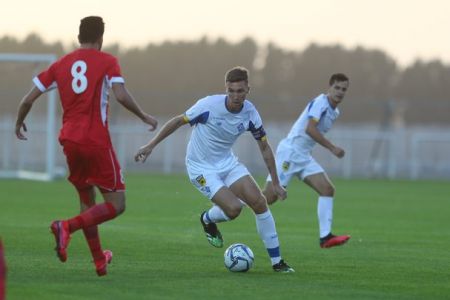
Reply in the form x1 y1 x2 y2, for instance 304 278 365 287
1 33 449 125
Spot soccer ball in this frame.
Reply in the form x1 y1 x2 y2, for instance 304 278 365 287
224 243 254 272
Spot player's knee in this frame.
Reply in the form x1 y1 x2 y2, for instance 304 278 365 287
249 196 269 214
106 193 126 215
265 193 278 205
225 204 243 220
115 201 126 215
108 200 125 216
321 185 335 197
262 189 272 204
262 183 278 205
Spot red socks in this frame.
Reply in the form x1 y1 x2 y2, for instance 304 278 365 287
74 190 110 263
67 202 117 233
82 226 104 262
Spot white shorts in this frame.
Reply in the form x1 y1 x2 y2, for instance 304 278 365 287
188 162 250 200
267 148 324 187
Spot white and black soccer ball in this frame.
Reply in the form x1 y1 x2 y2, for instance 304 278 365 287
224 243 254 272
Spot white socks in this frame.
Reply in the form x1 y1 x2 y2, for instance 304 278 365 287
203 205 282 265
255 210 281 265
203 205 230 224
318 196 333 238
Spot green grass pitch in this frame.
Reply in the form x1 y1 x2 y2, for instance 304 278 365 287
1 174 449 299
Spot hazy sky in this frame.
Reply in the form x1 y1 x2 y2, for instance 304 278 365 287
1 0 449 67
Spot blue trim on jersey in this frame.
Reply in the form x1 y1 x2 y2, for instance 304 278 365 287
248 121 266 140
224 96 244 114
267 247 280 258
307 99 315 112
307 99 327 121
189 111 210 126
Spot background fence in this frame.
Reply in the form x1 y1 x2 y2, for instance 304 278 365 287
2 117 449 180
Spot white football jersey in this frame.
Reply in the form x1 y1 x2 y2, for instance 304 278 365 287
279 93 340 158
184 94 264 171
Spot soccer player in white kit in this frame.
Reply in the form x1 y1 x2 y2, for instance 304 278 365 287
263 73 351 248
135 67 294 272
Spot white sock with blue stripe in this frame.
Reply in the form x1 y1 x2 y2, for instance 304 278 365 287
255 209 281 265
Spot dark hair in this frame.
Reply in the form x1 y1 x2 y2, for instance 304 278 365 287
78 16 104 44
225 66 249 83
329 73 349 86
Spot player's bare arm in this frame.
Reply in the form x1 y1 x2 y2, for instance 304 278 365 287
305 118 345 158
112 83 158 131
257 137 287 200
15 86 43 140
135 114 188 162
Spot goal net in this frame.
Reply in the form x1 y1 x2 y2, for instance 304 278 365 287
0 53 64 181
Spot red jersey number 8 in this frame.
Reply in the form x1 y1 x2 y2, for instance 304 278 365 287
71 60 88 94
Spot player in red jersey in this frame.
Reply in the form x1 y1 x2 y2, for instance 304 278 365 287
14 16 158 276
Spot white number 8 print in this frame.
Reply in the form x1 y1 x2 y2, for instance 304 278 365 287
71 60 88 94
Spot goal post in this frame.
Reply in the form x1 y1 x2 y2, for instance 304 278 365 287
0 53 62 181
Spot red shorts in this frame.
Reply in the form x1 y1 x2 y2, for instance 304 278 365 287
62 141 125 193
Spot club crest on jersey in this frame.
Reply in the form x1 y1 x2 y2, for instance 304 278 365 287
237 123 245 133
282 161 290 172
196 175 207 186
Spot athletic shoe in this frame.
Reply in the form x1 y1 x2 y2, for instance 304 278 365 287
272 259 295 273
95 250 113 277
320 233 351 248
50 220 71 262
200 212 223 248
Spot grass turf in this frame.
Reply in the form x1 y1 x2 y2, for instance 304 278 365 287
0 174 449 299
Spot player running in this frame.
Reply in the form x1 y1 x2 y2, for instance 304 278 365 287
263 73 351 248
14 16 157 276
135 66 294 273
